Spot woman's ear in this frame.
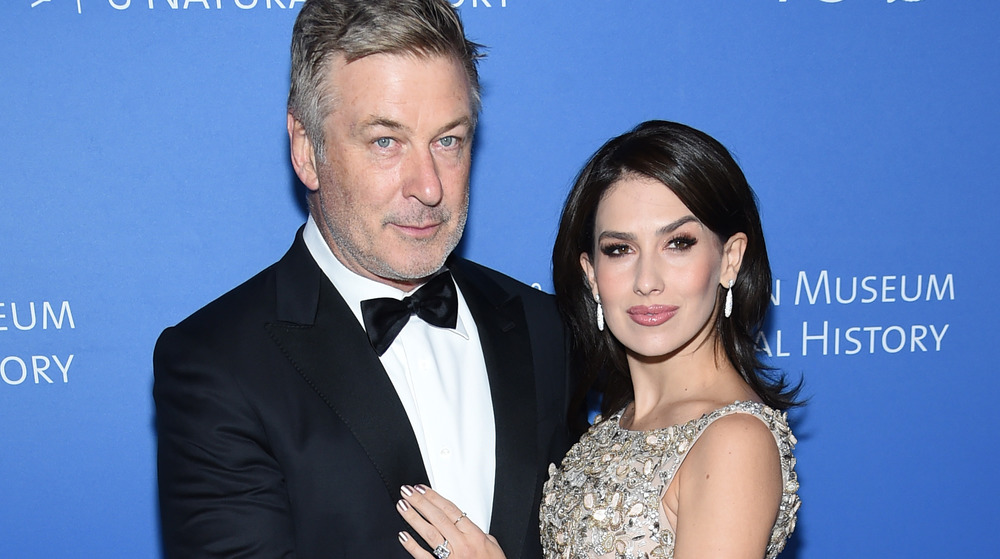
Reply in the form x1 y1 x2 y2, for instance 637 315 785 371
580 252 599 299
721 232 748 286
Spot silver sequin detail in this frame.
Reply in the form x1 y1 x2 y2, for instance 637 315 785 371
539 401 800 559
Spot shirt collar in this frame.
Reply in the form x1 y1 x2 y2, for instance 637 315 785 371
302 215 469 338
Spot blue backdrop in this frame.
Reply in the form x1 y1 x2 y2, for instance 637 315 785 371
2 1 997 557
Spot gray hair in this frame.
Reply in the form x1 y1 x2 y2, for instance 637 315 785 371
288 0 483 158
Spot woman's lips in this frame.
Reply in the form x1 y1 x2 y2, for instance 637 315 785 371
626 305 679 326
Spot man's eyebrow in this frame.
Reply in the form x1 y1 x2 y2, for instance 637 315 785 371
356 115 473 136
358 116 407 133
435 116 473 136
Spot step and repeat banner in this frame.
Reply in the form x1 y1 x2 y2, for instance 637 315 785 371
2 1 996 557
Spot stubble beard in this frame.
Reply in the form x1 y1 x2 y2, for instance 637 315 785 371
315 190 469 285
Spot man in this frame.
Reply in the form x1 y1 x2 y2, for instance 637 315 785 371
153 0 570 557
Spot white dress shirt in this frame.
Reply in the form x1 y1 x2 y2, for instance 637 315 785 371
303 216 496 530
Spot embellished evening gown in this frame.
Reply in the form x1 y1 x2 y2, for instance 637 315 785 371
540 401 800 559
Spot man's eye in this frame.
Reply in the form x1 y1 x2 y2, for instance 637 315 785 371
375 137 393 148
439 136 457 148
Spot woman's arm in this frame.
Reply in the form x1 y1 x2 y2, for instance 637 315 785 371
671 413 783 559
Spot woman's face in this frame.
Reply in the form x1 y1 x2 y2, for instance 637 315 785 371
581 174 745 361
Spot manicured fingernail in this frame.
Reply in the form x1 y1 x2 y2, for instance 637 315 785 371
398 531 409 544
397 499 409 512
415 484 427 494
401 485 413 497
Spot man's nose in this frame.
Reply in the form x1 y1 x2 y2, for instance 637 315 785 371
403 148 444 206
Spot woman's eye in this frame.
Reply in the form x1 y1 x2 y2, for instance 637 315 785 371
600 243 631 256
375 137 393 148
668 236 697 250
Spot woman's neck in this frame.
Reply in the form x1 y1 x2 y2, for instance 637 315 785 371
623 342 757 431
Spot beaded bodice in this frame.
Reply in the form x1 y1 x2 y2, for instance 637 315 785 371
539 401 800 559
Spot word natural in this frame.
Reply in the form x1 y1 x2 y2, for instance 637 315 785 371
106 0 304 8
97 0 505 10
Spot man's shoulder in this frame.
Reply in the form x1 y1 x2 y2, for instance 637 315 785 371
163 262 282 340
163 230 315 337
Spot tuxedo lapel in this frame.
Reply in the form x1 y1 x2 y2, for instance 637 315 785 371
451 261 539 559
260 237 540 554
264 233 429 502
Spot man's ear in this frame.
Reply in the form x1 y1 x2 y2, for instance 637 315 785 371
288 113 320 192
580 252 599 299
721 232 748 286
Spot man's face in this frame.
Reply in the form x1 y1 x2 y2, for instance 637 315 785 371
291 52 473 290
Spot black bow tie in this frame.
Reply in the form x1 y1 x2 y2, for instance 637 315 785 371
360 271 458 356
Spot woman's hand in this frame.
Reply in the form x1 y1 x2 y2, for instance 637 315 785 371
396 485 507 559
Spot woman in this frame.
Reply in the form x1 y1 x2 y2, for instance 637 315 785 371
397 120 801 559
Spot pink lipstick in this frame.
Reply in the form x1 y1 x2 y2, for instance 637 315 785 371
626 305 678 326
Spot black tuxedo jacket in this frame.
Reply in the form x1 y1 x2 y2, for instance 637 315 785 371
153 230 570 558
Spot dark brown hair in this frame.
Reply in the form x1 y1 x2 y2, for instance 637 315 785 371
553 120 801 417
